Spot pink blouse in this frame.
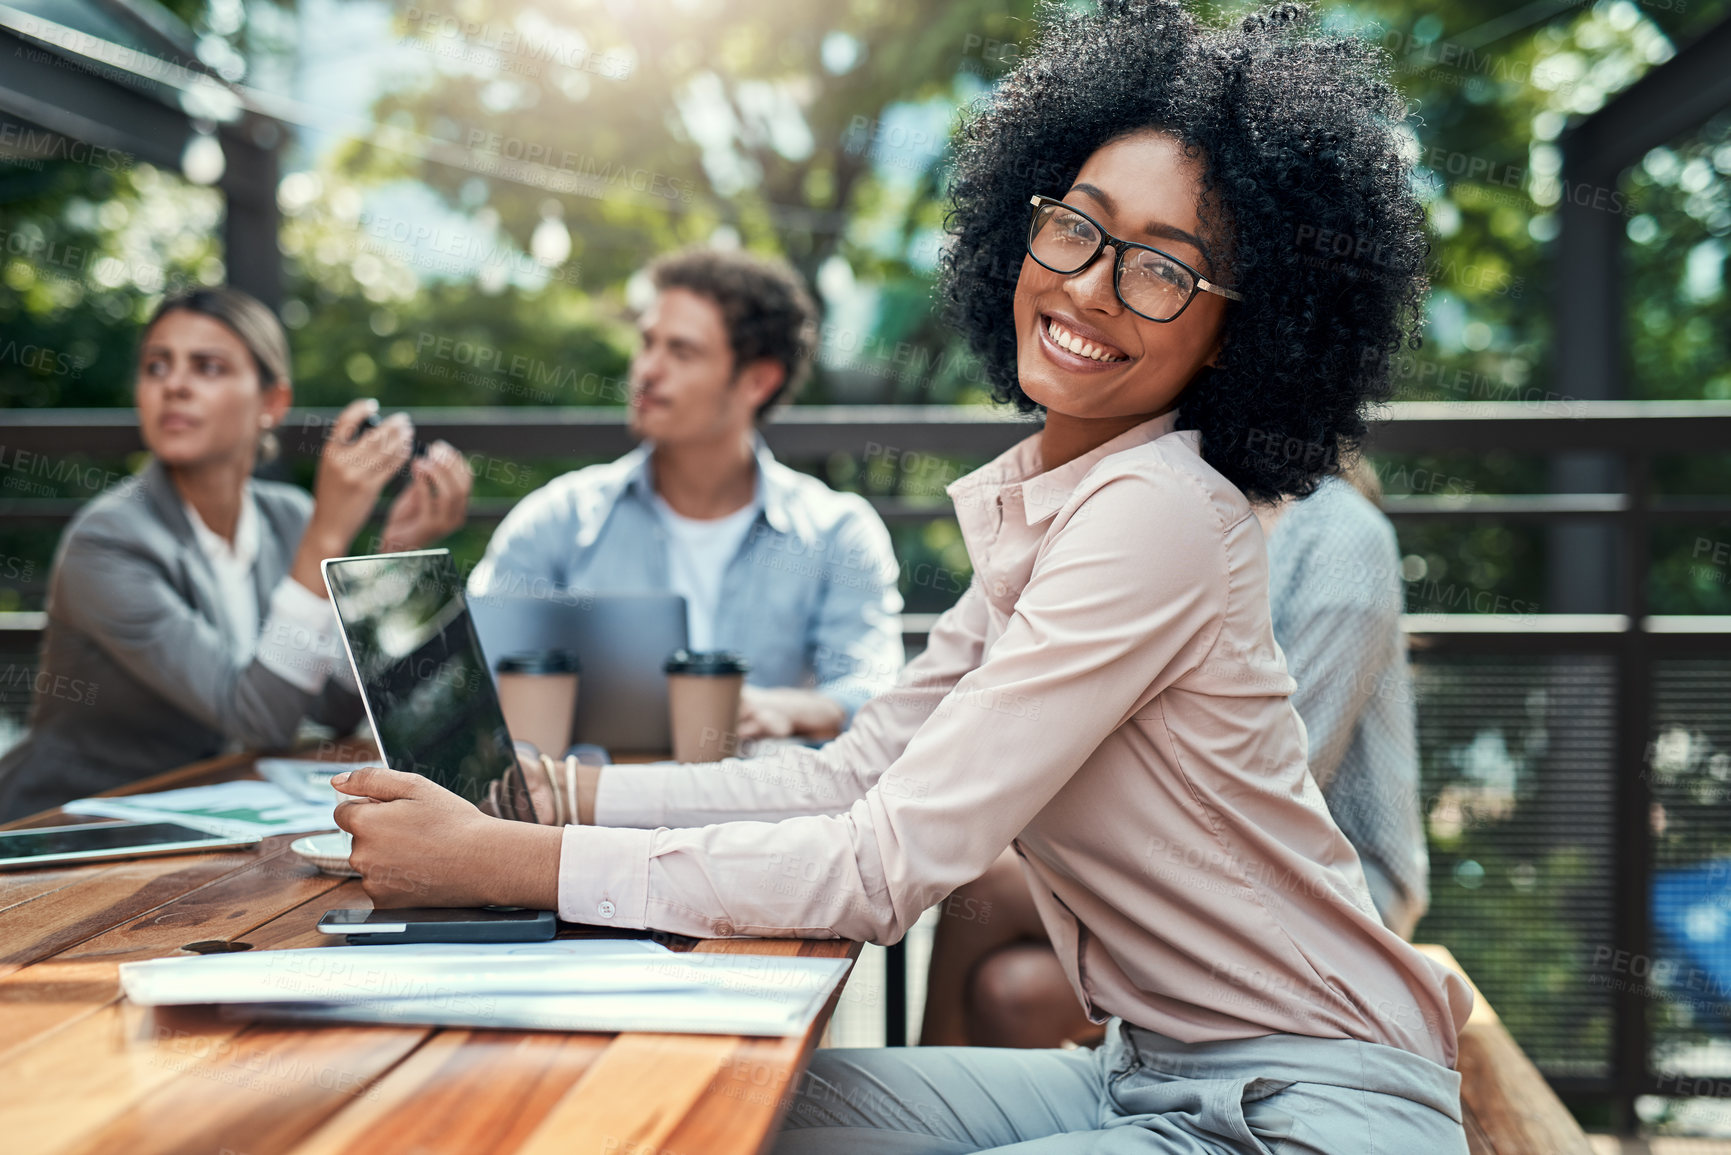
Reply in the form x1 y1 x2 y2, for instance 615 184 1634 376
559 411 1474 1067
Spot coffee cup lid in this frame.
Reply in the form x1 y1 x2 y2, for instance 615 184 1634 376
664 649 750 675
496 649 580 675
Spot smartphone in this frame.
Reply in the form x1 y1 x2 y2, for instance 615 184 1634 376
352 410 428 458
316 906 557 944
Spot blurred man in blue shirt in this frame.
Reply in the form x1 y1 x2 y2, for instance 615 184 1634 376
469 249 903 741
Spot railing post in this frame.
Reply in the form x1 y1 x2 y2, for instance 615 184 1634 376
885 940 907 1047
1611 449 1654 1130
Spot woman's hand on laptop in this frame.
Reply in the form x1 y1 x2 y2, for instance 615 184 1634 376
331 766 562 910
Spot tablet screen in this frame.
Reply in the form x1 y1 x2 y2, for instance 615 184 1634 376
323 550 517 807
0 821 257 868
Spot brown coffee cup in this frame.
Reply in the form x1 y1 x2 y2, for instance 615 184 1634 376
664 649 750 764
495 650 580 758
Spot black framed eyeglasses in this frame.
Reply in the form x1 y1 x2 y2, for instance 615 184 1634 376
1027 195 1242 323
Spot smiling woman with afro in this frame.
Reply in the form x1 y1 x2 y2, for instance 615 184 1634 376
321 5 1475 1151
944 0 1429 503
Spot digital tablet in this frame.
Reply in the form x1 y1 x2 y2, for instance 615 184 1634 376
321 549 524 811
0 821 261 870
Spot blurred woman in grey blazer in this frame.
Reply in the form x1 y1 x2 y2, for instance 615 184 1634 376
0 287 473 820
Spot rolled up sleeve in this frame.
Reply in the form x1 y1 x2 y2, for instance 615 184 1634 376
559 468 1229 943
255 576 347 694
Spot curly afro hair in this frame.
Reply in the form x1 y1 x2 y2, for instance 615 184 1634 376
940 0 1428 502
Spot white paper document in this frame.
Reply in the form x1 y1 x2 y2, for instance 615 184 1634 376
64 780 338 838
119 940 852 1037
255 759 376 804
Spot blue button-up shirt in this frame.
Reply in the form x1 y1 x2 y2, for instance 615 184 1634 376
467 439 904 720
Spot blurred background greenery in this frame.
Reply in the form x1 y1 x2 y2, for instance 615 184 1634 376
2 0 1728 618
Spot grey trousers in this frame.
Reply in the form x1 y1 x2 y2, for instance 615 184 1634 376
773 1020 1468 1154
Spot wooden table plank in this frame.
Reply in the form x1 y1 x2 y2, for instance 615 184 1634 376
3 751 860 1155
659 941 853 1155
57 1022 428 1155
0 839 347 1060
517 1033 740 1155
0 996 243 1153
0 850 274 980
0 862 100 915
0 849 371 1152
0 877 427 1155
287 1030 606 1155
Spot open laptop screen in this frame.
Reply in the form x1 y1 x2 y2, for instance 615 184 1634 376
322 549 516 807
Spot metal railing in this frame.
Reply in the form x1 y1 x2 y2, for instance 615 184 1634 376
1 401 1729 1122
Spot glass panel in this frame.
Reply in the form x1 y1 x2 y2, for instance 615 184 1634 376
1648 659 1731 1080
1414 652 1617 1080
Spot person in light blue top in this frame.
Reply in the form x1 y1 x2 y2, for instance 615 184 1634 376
1259 464 1429 938
468 248 903 742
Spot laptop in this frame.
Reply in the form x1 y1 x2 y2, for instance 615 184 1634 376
321 549 522 809
466 591 688 754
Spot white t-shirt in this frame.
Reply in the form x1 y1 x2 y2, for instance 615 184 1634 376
651 489 761 651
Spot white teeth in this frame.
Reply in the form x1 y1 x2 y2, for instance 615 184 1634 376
1045 318 1125 363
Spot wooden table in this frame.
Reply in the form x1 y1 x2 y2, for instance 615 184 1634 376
1415 945 1594 1155
1 749 858 1155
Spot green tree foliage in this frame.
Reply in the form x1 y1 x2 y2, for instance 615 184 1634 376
2 0 1727 612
